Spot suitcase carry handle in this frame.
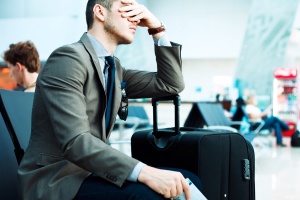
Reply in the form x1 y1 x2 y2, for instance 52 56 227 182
152 95 181 138
147 130 182 151
147 127 207 151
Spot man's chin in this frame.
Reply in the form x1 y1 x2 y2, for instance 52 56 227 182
118 36 134 45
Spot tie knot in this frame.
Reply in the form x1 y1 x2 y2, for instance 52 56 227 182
105 56 115 68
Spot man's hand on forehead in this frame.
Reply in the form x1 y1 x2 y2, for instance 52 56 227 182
118 0 161 28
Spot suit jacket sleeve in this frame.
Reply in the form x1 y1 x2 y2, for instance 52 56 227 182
121 42 185 98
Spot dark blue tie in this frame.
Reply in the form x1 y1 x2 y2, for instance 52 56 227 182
104 56 116 128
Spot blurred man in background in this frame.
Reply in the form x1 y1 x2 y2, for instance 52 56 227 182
3 40 40 92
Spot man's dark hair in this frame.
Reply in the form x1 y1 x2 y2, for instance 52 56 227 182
3 41 40 73
86 0 114 30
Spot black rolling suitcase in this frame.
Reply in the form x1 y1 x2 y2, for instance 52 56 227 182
131 95 255 200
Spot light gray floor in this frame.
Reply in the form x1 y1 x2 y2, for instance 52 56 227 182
255 136 300 200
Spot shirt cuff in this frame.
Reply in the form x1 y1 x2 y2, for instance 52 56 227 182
153 34 172 47
126 162 146 182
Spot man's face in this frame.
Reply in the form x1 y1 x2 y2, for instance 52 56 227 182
7 62 23 86
103 1 137 45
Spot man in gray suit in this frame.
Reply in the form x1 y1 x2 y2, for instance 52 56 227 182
18 0 201 199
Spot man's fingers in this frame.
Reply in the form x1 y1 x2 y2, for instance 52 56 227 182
182 177 191 200
120 5 146 19
169 180 178 198
119 4 138 13
176 178 184 197
163 173 185 199
121 0 138 5
163 190 171 199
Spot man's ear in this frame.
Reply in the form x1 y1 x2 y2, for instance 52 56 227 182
15 62 24 71
93 4 105 22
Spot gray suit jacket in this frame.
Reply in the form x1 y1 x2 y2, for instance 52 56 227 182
18 33 184 200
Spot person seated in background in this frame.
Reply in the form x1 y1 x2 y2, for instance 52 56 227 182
245 94 289 147
2 40 40 92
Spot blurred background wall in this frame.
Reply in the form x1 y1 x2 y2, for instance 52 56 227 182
0 0 300 103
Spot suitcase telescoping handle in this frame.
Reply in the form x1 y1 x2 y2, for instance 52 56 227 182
152 94 181 137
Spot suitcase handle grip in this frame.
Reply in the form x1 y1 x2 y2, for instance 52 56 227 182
152 95 181 137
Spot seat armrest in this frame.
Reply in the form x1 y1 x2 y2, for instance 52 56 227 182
248 120 265 133
229 121 250 134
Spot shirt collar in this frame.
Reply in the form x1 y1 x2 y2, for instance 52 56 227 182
86 33 110 58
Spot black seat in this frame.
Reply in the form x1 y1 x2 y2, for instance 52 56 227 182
184 102 242 133
113 105 151 130
183 102 260 142
183 102 207 128
0 89 34 151
0 113 20 200
109 105 151 148
0 89 34 200
126 105 151 129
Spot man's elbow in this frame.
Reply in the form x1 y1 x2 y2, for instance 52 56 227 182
177 81 185 93
172 80 185 94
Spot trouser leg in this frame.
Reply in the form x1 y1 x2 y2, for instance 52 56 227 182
263 117 283 144
274 117 289 131
273 122 283 144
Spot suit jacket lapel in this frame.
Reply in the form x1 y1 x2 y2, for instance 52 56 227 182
80 33 106 89
80 33 107 138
